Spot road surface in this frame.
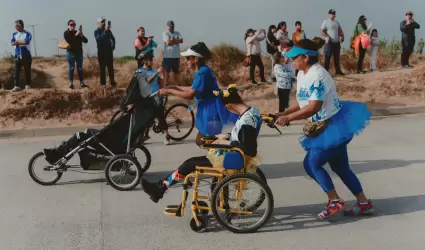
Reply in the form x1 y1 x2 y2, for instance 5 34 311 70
1 115 425 250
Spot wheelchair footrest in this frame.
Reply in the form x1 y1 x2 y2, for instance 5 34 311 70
164 204 183 217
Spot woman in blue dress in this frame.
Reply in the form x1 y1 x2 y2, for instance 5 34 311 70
159 42 238 145
274 39 375 219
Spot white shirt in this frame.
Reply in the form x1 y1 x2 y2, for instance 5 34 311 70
296 63 342 122
230 107 261 142
162 30 182 58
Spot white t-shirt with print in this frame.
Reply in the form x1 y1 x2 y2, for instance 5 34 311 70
296 63 342 122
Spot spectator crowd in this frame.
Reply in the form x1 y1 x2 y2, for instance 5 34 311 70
8 10 422 93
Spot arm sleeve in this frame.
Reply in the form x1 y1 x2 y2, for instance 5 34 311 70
308 73 326 101
230 125 258 157
11 33 16 43
110 31 116 49
64 31 72 44
24 32 32 44
135 38 141 47
82 35 88 43
191 72 205 93
320 20 327 31
246 31 261 44
400 21 407 32
413 22 420 29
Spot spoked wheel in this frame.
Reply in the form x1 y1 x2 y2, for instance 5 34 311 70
105 155 143 191
28 152 63 185
165 103 194 141
211 173 274 233
129 145 151 173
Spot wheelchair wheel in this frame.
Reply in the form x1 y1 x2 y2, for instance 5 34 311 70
28 152 63 186
211 173 273 234
210 167 267 193
105 155 143 191
165 103 194 141
190 216 208 233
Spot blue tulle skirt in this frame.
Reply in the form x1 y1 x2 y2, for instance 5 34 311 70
299 101 371 151
195 98 238 136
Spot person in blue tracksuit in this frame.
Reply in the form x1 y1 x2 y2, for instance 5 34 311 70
10 19 32 92
94 17 116 87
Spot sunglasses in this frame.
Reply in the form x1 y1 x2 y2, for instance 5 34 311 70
69 23 76 26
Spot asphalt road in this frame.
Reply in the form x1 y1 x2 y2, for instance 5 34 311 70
1 115 425 250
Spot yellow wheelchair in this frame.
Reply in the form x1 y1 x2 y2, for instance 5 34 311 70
163 144 274 233
164 117 274 233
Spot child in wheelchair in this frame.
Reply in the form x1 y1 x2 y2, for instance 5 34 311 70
141 84 261 202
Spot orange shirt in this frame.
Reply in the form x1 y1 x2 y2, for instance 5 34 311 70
292 30 306 44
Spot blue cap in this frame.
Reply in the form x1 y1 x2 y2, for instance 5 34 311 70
284 46 318 58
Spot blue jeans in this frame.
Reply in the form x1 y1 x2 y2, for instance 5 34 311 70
67 52 84 82
303 141 363 195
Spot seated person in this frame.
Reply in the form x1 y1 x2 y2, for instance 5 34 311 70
141 85 261 203
136 51 171 145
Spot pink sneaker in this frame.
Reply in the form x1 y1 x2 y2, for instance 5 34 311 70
344 200 374 216
317 199 345 219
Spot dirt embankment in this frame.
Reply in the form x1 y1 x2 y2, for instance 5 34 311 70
1 46 425 130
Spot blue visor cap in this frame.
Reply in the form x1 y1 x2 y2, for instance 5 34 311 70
284 46 318 58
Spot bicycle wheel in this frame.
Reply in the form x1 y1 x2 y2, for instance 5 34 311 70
211 172 273 234
164 103 194 141
105 155 142 191
28 152 63 185
129 144 151 173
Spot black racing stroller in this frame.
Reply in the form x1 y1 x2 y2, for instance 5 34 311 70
28 73 162 191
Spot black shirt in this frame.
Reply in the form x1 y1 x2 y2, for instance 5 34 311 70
64 30 88 55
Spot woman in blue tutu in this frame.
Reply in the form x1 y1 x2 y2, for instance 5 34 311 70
159 42 238 145
274 39 374 219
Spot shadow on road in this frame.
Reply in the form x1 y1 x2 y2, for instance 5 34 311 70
56 178 106 186
261 194 425 233
260 159 425 180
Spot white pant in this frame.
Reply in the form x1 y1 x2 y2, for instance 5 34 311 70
370 47 378 70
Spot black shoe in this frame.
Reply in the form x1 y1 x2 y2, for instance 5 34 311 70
110 81 116 88
141 178 167 203
43 148 62 165
80 82 88 88
335 71 345 76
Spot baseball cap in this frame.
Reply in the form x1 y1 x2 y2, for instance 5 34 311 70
329 9 336 14
97 17 106 23
167 20 175 26
406 10 413 15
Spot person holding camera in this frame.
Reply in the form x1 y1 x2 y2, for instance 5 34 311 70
64 19 88 89
94 17 116 88
400 11 420 68
245 28 267 85
135 26 157 68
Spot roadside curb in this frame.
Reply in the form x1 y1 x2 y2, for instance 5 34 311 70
1 106 425 140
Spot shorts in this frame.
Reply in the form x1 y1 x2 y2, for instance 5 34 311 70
162 58 180 73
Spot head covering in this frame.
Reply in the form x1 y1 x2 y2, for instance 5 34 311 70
167 20 175 26
97 17 105 23
246 28 256 34
180 42 212 59
329 9 336 14
213 84 242 104
284 46 319 58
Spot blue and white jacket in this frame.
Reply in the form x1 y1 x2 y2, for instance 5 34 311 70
11 31 32 57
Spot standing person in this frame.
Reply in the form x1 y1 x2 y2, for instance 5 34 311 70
10 19 32 92
158 42 238 146
162 20 183 85
94 17 116 88
321 9 345 76
245 28 267 85
64 19 88 89
276 21 291 51
292 21 307 44
274 39 374 219
273 52 293 113
370 29 379 72
418 38 424 55
400 11 420 68
136 51 171 145
266 25 280 79
353 15 371 74
134 26 157 68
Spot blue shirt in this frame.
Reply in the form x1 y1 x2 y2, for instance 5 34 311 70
136 68 160 93
191 65 220 100
94 28 115 52
11 31 32 57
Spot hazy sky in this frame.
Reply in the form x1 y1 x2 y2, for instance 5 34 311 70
0 0 423 57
